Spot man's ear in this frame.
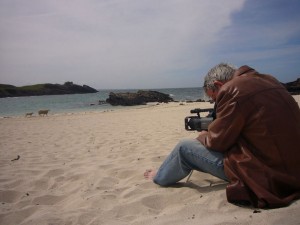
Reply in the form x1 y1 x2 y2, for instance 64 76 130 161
213 80 224 90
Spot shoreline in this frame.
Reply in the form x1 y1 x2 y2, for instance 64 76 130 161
0 87 207 118
0 101 208 119
2 94 299 119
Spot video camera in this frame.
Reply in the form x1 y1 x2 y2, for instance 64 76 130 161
184 108 214 131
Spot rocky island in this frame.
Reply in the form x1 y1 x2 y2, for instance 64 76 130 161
0 82 98 98
106 90 174 106
282 78 300 95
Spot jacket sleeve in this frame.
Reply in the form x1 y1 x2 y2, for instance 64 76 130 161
198 90 245 152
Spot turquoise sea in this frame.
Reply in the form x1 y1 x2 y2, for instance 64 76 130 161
0 87 207 117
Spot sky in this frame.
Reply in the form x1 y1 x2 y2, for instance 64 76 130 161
0 0 300 89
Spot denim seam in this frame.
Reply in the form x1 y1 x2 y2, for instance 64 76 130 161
186 150 224 168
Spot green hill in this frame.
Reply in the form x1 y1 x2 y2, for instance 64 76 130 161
0 82 98 98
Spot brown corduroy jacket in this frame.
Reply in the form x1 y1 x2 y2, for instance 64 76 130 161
198 65 300 208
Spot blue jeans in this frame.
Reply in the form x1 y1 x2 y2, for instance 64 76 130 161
154 139 228 186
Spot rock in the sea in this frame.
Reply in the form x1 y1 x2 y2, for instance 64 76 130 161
282 78 300 95
106 90 174 106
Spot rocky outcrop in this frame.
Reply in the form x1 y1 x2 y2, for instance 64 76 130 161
106 90 174 106
0 82 98 98
282 78 300 95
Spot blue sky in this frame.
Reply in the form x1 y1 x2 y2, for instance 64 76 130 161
0 0 299 89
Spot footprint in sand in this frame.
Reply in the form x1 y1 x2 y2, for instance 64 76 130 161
32 194 66 205
0 190 23 203
45 169 65 177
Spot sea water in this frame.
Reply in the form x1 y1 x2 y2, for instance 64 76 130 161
0 87 207 117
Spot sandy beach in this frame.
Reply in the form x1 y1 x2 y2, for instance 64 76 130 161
1 95 299 225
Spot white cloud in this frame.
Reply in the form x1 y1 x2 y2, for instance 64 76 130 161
0 0 250 88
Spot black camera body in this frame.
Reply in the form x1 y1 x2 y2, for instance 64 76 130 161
185 108 214 131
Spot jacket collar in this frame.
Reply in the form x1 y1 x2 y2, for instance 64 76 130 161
233 65 257 78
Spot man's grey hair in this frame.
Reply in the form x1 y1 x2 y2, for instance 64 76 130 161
203 63 237 92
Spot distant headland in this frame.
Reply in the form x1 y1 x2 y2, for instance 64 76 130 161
282 78 300 95
0 82 98 98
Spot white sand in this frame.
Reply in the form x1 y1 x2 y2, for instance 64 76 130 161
0 96 299 225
